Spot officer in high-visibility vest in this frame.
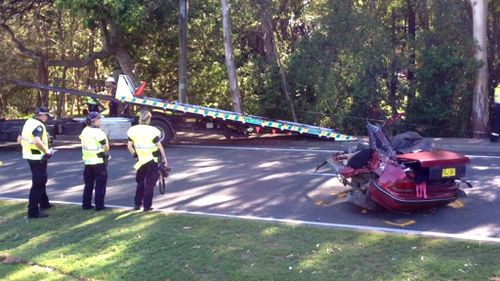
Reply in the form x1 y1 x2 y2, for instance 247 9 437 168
80 112 109 211
127 110 168 212
17 106 53 219
105 76 119 117
492 83 500 143
86 96 99 113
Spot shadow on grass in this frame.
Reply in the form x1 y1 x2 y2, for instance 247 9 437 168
1 200 500 281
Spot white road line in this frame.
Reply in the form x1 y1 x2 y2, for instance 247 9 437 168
466 154 500 159
2 196 499 244
169 144 342 153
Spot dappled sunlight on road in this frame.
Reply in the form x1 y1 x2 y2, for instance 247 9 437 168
460 223 500 239
470 165 500 171
258 171 300 181
466 190 498 201
494 176 500 187
170 165 226 182
186 157 224 168
156 178 243 206
0 179 30 193
466 177 499 201
257 161 283 168
187 192 236 207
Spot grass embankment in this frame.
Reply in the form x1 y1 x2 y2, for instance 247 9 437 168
1 200 499 281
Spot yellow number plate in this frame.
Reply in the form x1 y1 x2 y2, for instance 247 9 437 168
442 168 456 177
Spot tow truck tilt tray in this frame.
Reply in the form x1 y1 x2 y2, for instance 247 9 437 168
1 75 356 143
115 75 356 141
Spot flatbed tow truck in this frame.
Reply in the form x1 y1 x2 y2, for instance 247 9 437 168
0 75 356 145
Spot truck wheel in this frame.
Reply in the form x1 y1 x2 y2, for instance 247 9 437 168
151 118 175 146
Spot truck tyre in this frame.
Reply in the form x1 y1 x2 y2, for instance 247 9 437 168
150 118 175 146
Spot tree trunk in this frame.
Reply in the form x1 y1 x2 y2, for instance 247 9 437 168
388 8 398 116
276 55 297 121
178 0 189 103
107 20 139 86
59 67 68 117
115 47 139 86
407 0 416 105
88 30 97 86
488 1 499 91
220 0 243 113
259 3 297 122
37 59 49 106
470 0 489 138
70 94 76 117
417 0 429 31
0 92 5 115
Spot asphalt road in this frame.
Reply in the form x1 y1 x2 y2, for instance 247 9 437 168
1 137 500 242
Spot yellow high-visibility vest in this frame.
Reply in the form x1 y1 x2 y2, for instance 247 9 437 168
86 96 98 105
20 118 48 160
80 126 108 165
495 85 500 104
127 124 161 170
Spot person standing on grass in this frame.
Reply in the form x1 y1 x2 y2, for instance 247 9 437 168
80 112 110 211
18 106 54 219
127 110 167 212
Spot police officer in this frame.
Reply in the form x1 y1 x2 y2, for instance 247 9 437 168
491 84 500 142
18 106 53 219
86 96 99 113
127 110 167 212
105 76 119 117
79 112 109 211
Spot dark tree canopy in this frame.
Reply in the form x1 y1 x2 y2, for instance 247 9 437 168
0 0 498 137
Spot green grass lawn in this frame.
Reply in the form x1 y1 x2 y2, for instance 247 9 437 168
1 200 499 281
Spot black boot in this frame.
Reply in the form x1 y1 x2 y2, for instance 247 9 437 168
28 212 49 219
491 133 499 143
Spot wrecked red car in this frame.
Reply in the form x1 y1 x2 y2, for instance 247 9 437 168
321 115 471 213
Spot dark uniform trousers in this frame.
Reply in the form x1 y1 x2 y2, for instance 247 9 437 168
135 160 159 209
87 104 99 113
83 163 108 209
494 104 500 137
27 159 50 216
109 101 119 117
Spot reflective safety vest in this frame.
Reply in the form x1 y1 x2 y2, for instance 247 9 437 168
495 85 500 104
127 124 161 170
20 118 48 160
86 96 98 105
80 126 108 165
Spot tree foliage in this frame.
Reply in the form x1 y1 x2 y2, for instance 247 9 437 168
0 0 498 137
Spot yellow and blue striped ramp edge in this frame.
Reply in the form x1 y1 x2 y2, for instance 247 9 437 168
118 95 356 141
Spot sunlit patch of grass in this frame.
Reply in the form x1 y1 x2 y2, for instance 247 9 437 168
260 225 282 236
0 263 78 281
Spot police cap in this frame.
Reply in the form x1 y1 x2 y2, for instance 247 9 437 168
105 76 115 84
87 111 102 122
35 106 52 117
